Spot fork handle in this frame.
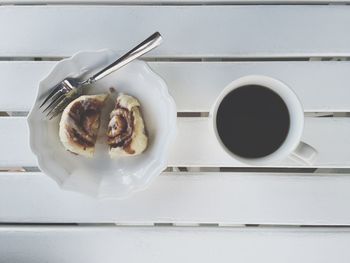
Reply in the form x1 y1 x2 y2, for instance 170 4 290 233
87 32 162 83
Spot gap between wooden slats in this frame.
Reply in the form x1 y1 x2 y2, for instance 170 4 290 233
1 6 350 57
0 117 350 168
1 61 350 112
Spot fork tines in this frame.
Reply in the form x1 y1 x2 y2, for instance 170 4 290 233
40 80 75 119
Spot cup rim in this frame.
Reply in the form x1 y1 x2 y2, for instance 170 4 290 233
211 75 304 165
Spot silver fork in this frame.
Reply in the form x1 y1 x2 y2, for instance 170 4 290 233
40 32 163 119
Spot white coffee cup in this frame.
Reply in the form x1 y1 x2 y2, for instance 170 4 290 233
210 75 317 165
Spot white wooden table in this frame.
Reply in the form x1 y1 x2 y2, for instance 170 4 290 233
1 1 350 262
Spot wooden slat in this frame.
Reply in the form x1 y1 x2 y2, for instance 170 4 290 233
1 0 349 3
1 117 350 168
1 226 350 263
173 117 350 167
0 6 350 57
0 61 51 112
1 61 350 112
2 172 350 224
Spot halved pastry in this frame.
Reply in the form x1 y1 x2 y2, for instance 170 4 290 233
107 94 148 157
59 94 107 157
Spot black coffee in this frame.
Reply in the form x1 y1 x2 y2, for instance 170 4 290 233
216 85 290 158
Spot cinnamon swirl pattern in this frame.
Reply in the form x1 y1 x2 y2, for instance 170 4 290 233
107 94 148 157
59 94 107 157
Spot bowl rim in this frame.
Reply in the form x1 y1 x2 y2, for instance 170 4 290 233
27 48 177 199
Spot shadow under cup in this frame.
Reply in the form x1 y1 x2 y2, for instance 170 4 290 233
216 84 291 160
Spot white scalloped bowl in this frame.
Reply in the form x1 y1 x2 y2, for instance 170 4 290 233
27 49 177 199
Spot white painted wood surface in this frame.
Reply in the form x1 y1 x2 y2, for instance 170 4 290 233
0 117 349 168
1 2 350 260
2 0 350 3
2 172 350 225
1 6 350 57
1 226 350 263
1 61 350 112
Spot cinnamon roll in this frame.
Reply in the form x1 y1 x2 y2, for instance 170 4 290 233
59 94 107 157
107 94 148 157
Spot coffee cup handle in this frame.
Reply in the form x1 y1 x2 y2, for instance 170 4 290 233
289 142 317 165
